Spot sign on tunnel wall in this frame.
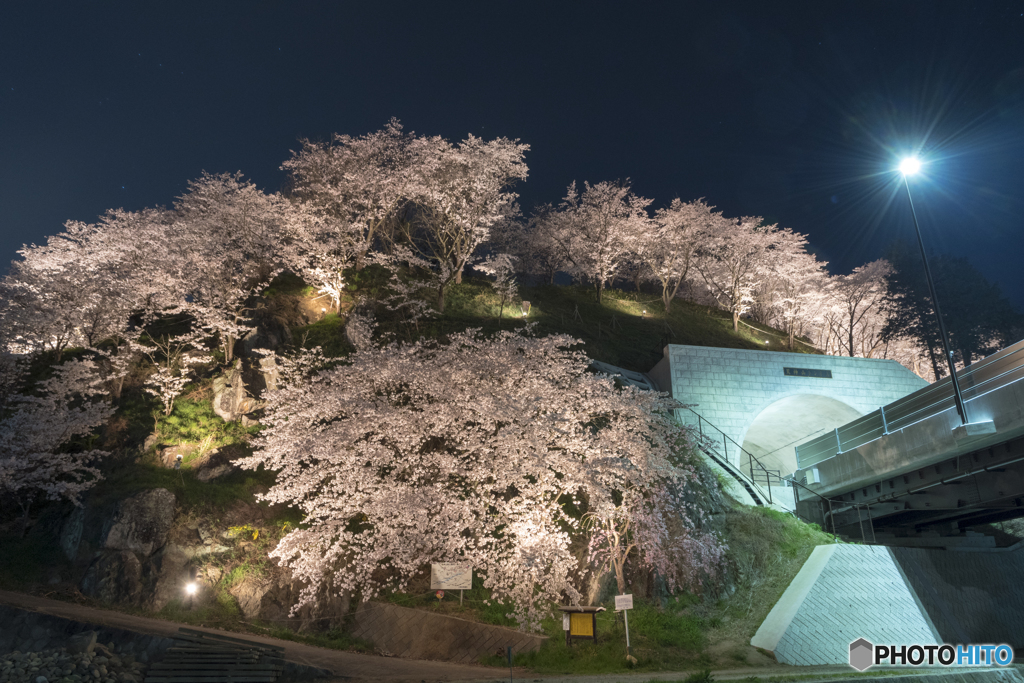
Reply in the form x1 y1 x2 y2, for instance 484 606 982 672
784 367 833 379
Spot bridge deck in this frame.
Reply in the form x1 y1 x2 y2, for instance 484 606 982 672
794 340 1024 538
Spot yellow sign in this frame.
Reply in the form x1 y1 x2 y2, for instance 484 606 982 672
569 612 594 637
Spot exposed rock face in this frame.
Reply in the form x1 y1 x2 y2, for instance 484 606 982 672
228 565 350 632
212 360 259 422
59 506 85 561
148 544 191 611
80 550 143 605
241 307 293 356
103 489 177 556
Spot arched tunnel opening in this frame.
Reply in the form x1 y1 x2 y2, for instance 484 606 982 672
740 394 862 479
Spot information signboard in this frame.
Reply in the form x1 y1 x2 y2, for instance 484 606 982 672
430 563 472 590
614 594 633 611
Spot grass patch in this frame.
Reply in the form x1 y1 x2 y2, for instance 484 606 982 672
90 462 278 511
154 396 257 458
487 597 713 674
293 313 352 357
709 507 834 645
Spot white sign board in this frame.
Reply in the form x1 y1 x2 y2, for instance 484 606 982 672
430 563 472 590
562 613 571 631
614 594 633 611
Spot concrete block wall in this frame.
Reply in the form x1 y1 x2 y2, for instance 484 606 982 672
752 544 942 665
660 345 928 467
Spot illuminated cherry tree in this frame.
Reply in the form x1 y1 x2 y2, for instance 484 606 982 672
695 216 781 332
635 198 723 312
559 181 651 303
402 134 529 311
283 119 417 272
241 329 723 629
173 172 293 363
0 358 114 529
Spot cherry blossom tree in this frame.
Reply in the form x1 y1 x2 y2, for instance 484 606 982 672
136 329 211 416
695 216 780 332
476 253 519 325
401 134 529 311
498 205 571 285
635 198 721 312
240 329 722 630
586 483 724 595
0 358 114 531
558 181 651 304
283 119 416 271
829 259 892 357
173 172 293 363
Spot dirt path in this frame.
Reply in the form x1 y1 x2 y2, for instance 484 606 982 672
0 589 504 682
3 590 1007 683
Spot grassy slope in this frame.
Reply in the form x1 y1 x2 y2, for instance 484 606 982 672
0 277 833 673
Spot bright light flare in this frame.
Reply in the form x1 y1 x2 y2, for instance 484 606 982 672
186 582 197 595
899 157 921 176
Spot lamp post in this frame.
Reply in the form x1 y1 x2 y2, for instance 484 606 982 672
899 157 968 425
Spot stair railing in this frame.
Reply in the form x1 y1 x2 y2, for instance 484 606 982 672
682 407 783 506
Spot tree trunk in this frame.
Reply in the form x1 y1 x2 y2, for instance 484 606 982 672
732 309 740 333
597 280 604 304
613 556 627 595
224 335 234 364
437 284 447 313
662 287 672 312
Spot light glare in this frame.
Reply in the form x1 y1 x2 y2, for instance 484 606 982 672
899 157 921 176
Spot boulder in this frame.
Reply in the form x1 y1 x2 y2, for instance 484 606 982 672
66 630 98 654
241 310 293 356
80 551 143 605
148 544 192 611
103 488 177 556
193 446 239 482
212 360 259 422
228 565 350 632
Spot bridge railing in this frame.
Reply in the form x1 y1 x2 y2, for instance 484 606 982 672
681 406 784 505
796 339 1024 469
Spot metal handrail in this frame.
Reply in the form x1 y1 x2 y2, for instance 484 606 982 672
681 406 784 505
796 338 1024 469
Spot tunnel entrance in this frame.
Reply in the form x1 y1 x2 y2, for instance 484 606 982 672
740 394 861 478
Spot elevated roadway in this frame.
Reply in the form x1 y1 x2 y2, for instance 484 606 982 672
793 339 1024 542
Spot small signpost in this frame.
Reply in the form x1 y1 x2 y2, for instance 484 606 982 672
430 563 472 605
557 605 606 645
615 594 634 659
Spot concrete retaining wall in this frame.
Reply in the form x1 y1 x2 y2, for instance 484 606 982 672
351 601 546 664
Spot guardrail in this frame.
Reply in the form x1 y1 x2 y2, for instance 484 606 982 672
795 338 1024 468
681 406 784 506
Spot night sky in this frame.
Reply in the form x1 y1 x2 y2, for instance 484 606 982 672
2 2 1023 305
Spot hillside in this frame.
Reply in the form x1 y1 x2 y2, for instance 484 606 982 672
0 277 831 674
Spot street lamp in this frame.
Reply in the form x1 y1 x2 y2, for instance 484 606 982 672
899 157 967 425
186 582 197 609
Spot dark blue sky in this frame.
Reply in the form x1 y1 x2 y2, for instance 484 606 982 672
2 2 1023 305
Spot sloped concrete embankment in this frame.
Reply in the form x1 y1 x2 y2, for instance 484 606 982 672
752 542 1024 666
751 545 942 665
